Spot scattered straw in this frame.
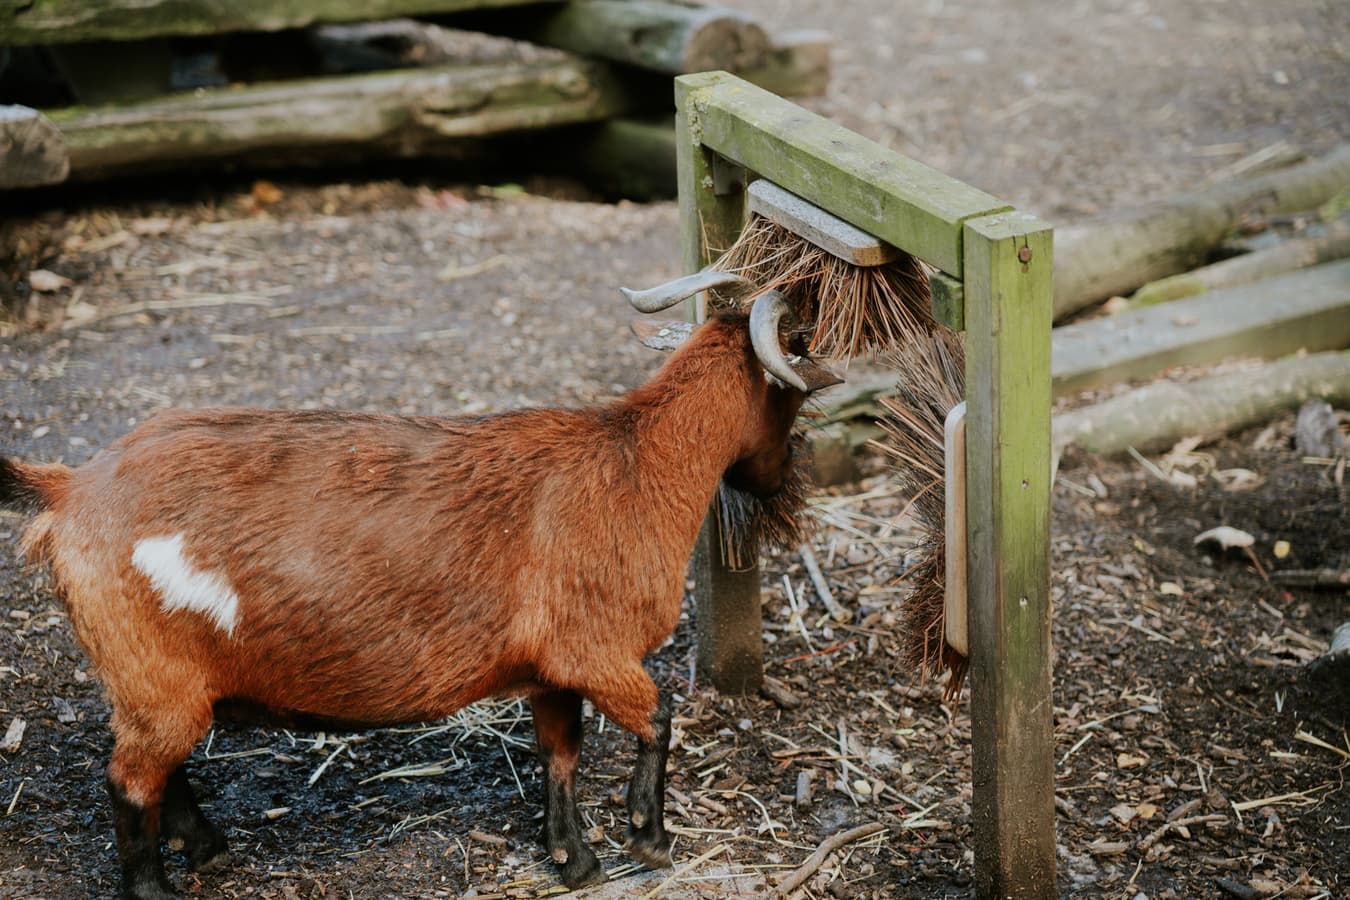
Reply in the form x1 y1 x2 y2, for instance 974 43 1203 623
639 843 731 899
307 742 349 787
1231 786 1330 812
1293 729 1350 762
775 822 886 895
358 756 464 785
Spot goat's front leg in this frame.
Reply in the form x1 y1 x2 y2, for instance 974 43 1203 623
626 695 673 868
583 666 673 870
529 690 605 888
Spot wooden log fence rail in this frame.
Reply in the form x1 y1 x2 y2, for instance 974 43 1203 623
0 0 538 45
0 2 832 188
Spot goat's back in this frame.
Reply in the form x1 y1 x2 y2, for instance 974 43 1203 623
30 406 685 725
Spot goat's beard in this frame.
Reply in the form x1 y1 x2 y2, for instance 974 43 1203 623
714 433 812 570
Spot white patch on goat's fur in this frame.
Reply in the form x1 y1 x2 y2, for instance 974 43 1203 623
131 534 240 637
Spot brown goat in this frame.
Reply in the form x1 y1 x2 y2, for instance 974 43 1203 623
0 276 840 899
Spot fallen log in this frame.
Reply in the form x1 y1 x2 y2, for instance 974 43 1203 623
1128 214 1350 308
48 58 628 178
727 29 831 98
1052 259 1350 396
449 0 771 74
1054 145 1350 320
1052 350 1350 456
0 0 538 45
0 104 69 188
561 118 677 198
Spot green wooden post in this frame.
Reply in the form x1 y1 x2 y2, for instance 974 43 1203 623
674 77 763 695
963 211 1056 898
672 77 1057 897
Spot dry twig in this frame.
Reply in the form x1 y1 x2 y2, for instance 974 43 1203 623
775 822 886 895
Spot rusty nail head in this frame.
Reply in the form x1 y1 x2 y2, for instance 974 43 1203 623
1017 245 1033 264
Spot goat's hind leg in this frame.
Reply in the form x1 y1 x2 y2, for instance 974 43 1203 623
529 690 605 888
161 765 229 873
106 694 214 899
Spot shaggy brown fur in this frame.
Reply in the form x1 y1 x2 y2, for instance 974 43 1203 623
1 311 816 898
714 432 813 570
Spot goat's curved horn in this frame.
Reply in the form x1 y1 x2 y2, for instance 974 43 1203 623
749 291 809 393
620 270 754 314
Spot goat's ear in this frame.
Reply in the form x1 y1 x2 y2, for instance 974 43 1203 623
630 318 694 352
788 357 845 393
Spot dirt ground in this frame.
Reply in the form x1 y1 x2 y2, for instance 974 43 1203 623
2 0 1349 897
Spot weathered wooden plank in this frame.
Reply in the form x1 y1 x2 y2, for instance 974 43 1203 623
0 105 69 188
674 75 746 306
1052 350 1350 457
675 74 762 695
1052 259 1350 396
747 179 900 266
690 520 764 694
677 71 1010 276
0 0 539 45
963 211 1055 898
458 0 770 75
47 59 628 178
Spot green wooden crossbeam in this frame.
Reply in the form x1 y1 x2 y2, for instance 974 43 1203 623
676 71 1009 277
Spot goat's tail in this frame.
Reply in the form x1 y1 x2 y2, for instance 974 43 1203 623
0 457 72 513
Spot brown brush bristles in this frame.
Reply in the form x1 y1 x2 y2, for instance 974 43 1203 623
716 432 812 569
709 215 934 359
876 328 969 699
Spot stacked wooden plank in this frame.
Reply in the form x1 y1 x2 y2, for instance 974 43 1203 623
0 0 831 189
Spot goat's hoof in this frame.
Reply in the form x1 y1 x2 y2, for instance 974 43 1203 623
183 826 230 873
558 847 606 889
189 847 232 874
625 836 673 870
122 878 181 900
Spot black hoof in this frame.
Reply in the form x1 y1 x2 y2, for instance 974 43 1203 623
180 820 229 873
122 877 180 900
189 847 231 874
625 835 673 870
557 845 606 889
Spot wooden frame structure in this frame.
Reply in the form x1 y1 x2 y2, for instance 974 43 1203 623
675 72 1055 897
